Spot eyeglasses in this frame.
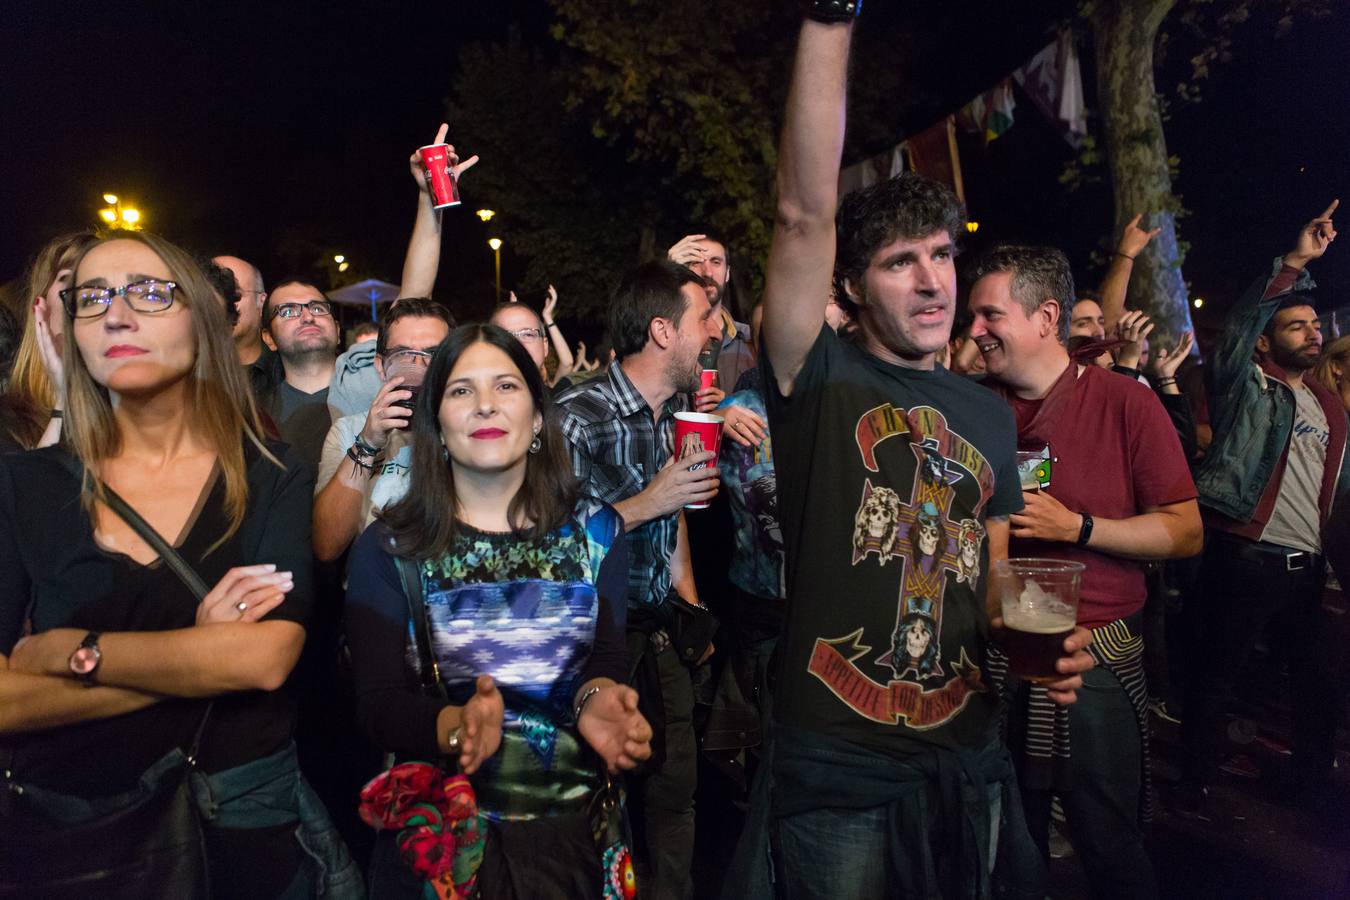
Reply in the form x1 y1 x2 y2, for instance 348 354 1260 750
60 279 178 319
381 348 434 367
508 327 546 343
269 300 333 321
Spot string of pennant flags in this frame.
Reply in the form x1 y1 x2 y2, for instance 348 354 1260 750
839 31 1088 203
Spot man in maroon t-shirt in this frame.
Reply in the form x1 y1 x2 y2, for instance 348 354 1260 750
968 245 1202 900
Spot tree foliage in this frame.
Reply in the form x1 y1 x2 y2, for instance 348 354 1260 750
444 39 654 316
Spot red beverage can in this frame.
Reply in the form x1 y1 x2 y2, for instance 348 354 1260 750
700 369 718 391
419 143 461 209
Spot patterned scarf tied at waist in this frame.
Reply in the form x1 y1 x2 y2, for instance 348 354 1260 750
987 614 1153 823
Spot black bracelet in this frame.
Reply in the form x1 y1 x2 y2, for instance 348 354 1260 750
346 445 378 473
544 321 558 330
1114 251 1135 261
352 434 382 458
1077 514 1095 547
49 409 62 419
1155 377 1177 386
805 0 861 22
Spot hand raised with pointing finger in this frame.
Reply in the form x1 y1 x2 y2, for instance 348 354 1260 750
1286 199 1338 268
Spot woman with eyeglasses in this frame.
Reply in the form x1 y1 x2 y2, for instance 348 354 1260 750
345 323 651 899
0 232 95 452
490 286 576 390
0 233 359 898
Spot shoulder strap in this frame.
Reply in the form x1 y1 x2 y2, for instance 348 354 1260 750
53 453 210 601
52 453 215 758
396 556 448 701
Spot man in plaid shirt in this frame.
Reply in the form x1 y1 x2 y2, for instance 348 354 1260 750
556 259 722 900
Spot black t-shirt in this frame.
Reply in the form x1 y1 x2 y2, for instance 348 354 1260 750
0 441 315 795
763 326 1021 755
263 381 331 476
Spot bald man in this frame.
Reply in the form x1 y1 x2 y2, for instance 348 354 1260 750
214 254 281 396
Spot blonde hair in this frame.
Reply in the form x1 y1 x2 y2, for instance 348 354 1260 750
1314 334 1350 395
3 233 96 446
62 232 279 550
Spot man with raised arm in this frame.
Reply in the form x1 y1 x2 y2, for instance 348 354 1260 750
745 7 1091 897
1179 201 1345 821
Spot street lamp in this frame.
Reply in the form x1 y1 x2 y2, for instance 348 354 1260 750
488 238 503 302
476 209 496 222
98 193 143 230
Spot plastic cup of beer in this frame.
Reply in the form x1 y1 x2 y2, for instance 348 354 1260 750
382 350 431 422
995 558 1084 682
673 411 724 510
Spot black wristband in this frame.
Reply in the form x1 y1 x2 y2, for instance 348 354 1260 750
352 434 382 458
1114 251 1135 260
1077 514 1094 547
805 0 861 22
346 445 378 473
49 409 62 419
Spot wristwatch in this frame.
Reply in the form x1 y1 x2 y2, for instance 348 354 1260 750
69 631 103 686
805 0 861 22
446 726 463 756
1077 514 1095 548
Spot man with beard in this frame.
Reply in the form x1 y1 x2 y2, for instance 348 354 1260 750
728 9 1094 899
1180 201 1347 820
668 232 755 389
259 279 340 474
968 244 1202 900
556 259 722 900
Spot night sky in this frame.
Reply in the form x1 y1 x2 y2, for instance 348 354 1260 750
2 1 1345 332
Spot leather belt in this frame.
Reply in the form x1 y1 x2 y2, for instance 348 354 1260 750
1211 531 1322 573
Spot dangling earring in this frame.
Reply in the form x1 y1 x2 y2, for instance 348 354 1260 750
529 435 542 454
441 443 450 461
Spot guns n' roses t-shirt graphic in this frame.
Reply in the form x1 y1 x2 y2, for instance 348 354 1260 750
765 328 1021 755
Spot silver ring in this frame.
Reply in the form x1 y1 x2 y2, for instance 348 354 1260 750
235 601 249 614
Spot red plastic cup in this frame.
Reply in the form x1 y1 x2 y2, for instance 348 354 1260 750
673 412 724 510
699 369 718 391
418 143 461 209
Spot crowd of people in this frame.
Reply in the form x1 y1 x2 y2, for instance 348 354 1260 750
0 6 1346 900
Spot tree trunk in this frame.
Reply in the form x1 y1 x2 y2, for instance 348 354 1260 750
1091 0 1195 347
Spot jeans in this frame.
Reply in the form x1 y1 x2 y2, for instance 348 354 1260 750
635 636 698 900
1181 533 1333 786
774 786 1002 899
1020 666 1156 900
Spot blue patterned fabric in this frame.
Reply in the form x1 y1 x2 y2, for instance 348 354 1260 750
409 501 623 820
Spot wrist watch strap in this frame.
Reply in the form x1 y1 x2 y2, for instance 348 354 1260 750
1077 514 1095 547
805 0 861 22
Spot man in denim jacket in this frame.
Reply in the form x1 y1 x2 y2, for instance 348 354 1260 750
1180 201 1346 818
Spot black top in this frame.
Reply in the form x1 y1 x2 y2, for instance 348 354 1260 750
763 326 1021 755
0 441 315 795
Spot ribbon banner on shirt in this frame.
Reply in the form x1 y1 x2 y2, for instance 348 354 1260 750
808 631 986 730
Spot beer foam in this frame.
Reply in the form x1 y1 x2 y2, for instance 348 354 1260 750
1001 611 1074 633
1003 578 1075 629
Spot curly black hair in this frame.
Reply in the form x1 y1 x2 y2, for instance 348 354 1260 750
834 173 966 316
